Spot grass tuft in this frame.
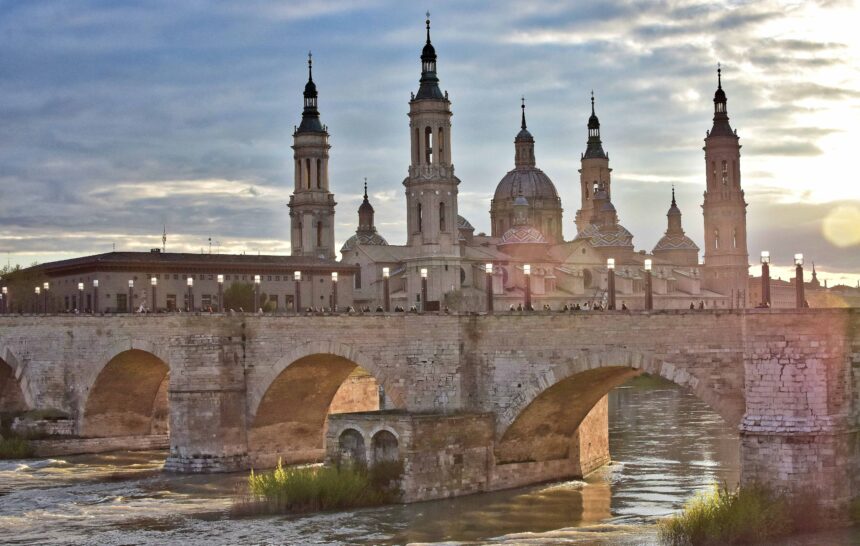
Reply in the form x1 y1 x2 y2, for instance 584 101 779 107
658 483 823 545
232 459 403 516
0 437 35 459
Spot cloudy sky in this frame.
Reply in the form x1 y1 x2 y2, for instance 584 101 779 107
1 0 859 285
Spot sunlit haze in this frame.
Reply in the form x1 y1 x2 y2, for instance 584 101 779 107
1 1 858 285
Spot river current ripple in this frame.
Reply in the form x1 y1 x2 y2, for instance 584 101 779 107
1 377 857 545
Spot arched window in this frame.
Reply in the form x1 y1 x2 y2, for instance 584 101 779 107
316 158 322 189
438 127 444 164
354 264 361 289
711 161 716 185
593 181 599 195
439 201 446 231
714 229 720 250
305 158 311 189
417 203 423 232
414 128 420 164
732 228 738 248
721 160 728 185
424 126 433 164
317 221 323 247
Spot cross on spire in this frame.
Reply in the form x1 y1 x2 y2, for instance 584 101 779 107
363 177 368 199
717 62 722 89
520 96 526 129
672 184 677 207
425 11 431 42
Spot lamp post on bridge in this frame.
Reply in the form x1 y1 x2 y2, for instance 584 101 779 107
607 258 616 310
186 277 194 312
331 272 338 312
43 282 49 314
2 286 7 314
485 263 494 314
77 282 84 313
382 267 390 312
217 274 224 312
34 286 40 314
254 274 261 312
92 279 99 313
760 251 771 308
523 264 532 311
420 268 428 312
795 253 805 309
644 259 653 311
294 271 302 313
128 280 134 313
150 277 157 313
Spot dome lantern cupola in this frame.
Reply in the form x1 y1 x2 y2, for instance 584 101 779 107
297 51 324 133
515 97 536 168
340 179 389 255
652 186 699 265
584 91 607 160
709 63 734 137
415 12 444 100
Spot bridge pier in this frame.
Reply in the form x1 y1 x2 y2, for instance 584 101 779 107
740 429 859 513
163 336 250 473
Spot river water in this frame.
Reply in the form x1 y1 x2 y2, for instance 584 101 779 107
1 376 857 545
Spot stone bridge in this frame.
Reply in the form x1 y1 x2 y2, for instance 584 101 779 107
0 310 857 507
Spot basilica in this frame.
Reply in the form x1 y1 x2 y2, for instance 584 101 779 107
290 16 750 312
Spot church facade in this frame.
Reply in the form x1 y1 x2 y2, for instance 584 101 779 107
327 17 748 312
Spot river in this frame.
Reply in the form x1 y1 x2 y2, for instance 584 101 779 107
1 375 857 545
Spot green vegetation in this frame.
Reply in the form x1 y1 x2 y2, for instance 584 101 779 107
0 437 34 459
222 282 273 312
850 497 860 525
659 483 823 545
233 459 403 516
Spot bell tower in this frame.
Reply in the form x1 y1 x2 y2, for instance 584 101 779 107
702 65 749 300
402 14 462 308
289 52 336 260
575 92 612 234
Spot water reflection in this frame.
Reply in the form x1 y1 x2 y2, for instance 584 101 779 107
0 376 856 545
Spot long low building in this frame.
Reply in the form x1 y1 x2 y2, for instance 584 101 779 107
1 250 356 313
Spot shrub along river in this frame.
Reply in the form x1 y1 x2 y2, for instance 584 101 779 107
1 375 857 545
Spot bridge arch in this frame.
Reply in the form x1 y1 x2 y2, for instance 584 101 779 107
0 352 29 413
80 344 171 438
495 349 743 464
247 341 396 467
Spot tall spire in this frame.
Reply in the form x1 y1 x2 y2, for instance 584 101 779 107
521 96 527 129
584 91 607 159
709 62 733 137
415 12 444 100
514 96 535 167
297 51 323 133
358 177 375 233
671 185 677 208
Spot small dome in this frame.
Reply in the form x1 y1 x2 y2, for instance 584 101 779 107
653 234 699 253
304 79 317 97
516 127 533 142
457 215 474 231
358 198 374 215
714 86 726 103
340 232 389 253
494 168 559 202
422 41 436 61
574 223 634 248
500 225 547 245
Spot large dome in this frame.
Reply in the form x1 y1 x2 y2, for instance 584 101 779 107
574 223 634 248
493 168 559 202
340 232 389 253
499 225 547 245
653 234 699 252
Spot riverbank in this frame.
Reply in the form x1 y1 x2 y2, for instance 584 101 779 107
0 378 856 545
